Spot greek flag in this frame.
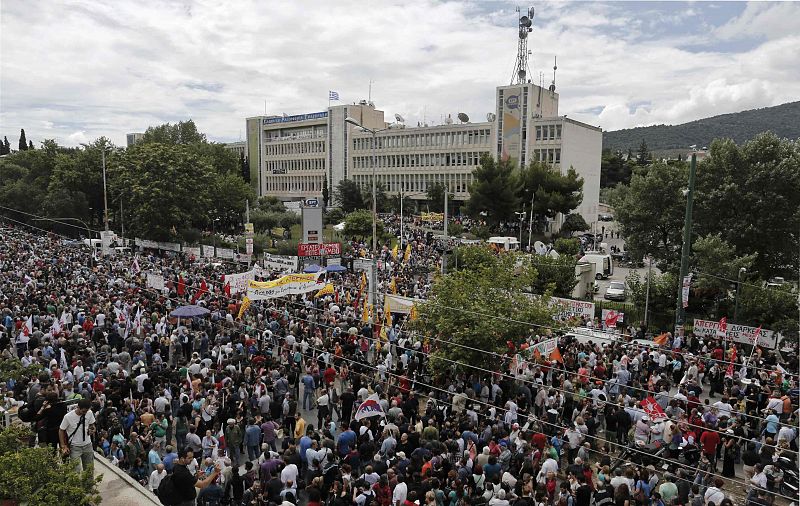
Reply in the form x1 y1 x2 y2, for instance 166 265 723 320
329 90 340 101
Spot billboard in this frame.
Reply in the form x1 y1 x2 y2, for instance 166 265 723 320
500 87 523 166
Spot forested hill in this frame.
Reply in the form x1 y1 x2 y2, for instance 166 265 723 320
602 101 800 154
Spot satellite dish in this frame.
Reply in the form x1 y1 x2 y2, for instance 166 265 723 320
445 114 453 125
534 241 547 255
549 250 560 259
394 113 405 123
486 113 496 122
457 112 469 123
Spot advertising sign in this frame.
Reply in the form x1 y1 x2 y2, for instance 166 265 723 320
298 242 341 257
501 87 523 166
693 319 777 349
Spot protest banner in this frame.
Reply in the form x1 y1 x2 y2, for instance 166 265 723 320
693 319 777 349
246 272 324 300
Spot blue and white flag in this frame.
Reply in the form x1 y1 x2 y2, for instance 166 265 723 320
355 393 385 420
329 90 340 101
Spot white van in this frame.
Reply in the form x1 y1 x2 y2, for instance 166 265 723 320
488 236 520 251
579 252 613 279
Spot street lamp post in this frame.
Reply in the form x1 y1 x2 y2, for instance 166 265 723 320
527 192 535 252
734 267 746 321
345 117 392 309
101 145 110 232
675 152 698 334
212 218 220 255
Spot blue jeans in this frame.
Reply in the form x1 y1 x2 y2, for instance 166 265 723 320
247 444 259 462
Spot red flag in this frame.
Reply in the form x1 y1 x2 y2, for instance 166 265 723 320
718 316 727 336
653 332 669 346
725 345 737 378
550 347 563 363
223 281 231 298
641 396 667 422
192 279 208 304
177 275 186 296
751 325 762 344
604 310 621 328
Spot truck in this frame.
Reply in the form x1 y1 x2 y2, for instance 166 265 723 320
579 252 613 279
488 236 520 251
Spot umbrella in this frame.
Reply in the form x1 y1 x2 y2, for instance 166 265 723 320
169 305 210 318
303 264 322 273
325 264 347 272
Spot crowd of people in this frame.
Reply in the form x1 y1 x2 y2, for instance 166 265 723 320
0 219 797 506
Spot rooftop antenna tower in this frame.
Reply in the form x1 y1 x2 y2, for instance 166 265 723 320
549 56 557 93
511 6 535 85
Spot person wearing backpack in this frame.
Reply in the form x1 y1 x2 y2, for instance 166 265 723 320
158 447 221 506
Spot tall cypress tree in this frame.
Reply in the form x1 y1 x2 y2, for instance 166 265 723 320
19 129 28 151
28 140 34 150
3 137 9 154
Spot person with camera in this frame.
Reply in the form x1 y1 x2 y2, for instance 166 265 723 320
58 398 96 471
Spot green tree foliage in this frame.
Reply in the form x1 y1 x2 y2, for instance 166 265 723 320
239 152 249 182
386 193 413 214
210 172 256 230
140 119 206 145
0 425 101 505
322 178 330 206
29 140 34 150
736 284 798 339
693 134 800 278
466 154 518 226
517 162 583 226
324 208 346 226
250 209 279 235
0 357 43 383
258 196 287 213
335 179 365 212
612 162 687 271
1 136 10 154
343 209 382 239
600 149 634 187
636 139 650 166
554 237 581 256
690 234 755 298
560 213 589 236
361 181 388 213
412 250 556 377
527 255 579 297
626 270 677 325
426 182 446 213
111 143 215 240
18 128 28 151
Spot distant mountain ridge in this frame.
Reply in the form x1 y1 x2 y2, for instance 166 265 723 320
602 101 800 154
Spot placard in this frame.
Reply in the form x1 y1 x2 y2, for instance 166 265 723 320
693 319 777 349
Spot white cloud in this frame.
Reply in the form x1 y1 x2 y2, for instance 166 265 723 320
0 0 798 148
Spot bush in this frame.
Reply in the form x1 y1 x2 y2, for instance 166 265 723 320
471 225 491 240
554 238 581 256
324 208 346 226
448 223 464 237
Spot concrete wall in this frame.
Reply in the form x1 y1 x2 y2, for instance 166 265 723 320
561 119 602 227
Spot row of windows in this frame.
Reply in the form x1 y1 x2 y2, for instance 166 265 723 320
352 129 491 151
265 141 326 156
267 158 325 173
352 151 488 170
535 124 562 141
351 172 473 195
263 176 324 193
534 148 561 164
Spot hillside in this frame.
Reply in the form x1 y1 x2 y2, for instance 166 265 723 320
602 101 800 155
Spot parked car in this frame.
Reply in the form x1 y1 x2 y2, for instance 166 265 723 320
604 281 626 301
598 213 614 222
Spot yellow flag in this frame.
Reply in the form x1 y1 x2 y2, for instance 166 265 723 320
345 291 352 306
403 244 412 263
389 277 397 294
237 296 251 319
409 303 419 322
314 283 334 298
384 300 393 328
362 299 371 322
391 244 398 260
359 272 367 291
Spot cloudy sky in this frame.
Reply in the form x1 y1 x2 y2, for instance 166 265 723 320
2 1 798 147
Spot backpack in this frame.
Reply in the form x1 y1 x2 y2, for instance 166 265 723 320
157 474 178 505
18 403 36 423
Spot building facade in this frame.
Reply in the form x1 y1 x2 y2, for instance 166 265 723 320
126 132 144 147
223 141 246 158
245 84 601 228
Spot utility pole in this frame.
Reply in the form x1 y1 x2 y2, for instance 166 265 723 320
442 186 448 275
101 146 109 232
675 152 697 334
644 256 653 328
527 192 535 252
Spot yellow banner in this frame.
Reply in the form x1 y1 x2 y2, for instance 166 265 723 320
246 272 324 300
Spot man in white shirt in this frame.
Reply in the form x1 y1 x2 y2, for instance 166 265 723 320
59 399 96 471
148 463 167 491
392 475 408 506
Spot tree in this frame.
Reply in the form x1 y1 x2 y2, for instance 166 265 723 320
693 134 800 278
426 182 446 212
466 154 518 226
258 196 286 213
600 149 633 187
239 152 249 182
209 172 257 231
322 178 330 207
560 213 589 236
343 209 382 239
18 128 28 151
361 181 388 213
690 234 756 298
110 143 215 240
736 284 798 340
612 162 687 271
411 250 556 377
517 161 584 226
28 140 34 150
636 139 650 166
626 270 678 327
386 192 413 214
250 209 279 235
526 254 579 297
554 237 581 256
141 119 206 145
2 136 9 154
0 425 101 505
335 179 365 212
